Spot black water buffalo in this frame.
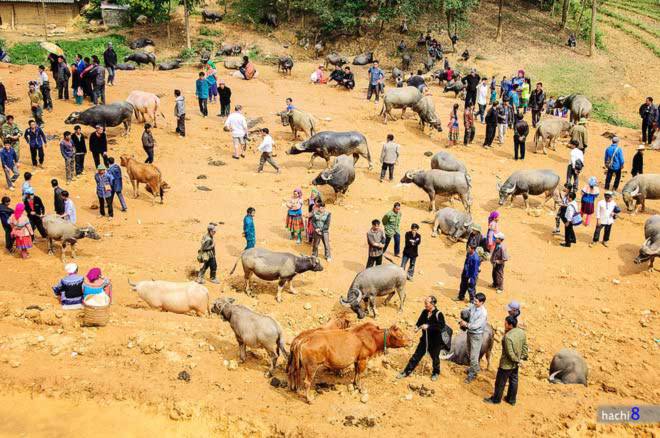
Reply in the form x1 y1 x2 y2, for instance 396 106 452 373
325 53 347 68
124 52 156 70
312 155 356 203
353 52 373 66
115 63 136 71
217 43 242 56
129 38 154 49
287 131 373 170
158 59 182 71
202 9 224 22
64 102 134 135
278 56 294 75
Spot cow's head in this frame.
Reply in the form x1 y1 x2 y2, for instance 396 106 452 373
634 238 657 265
278 111 290 126
622 185 639 211
232 45 242 55
295 255 324 273
428 118 443 131
123 55 131 62
211 297 235 321
339 288 365 319
119 155 131 167
312 170 332 186
497 178 516 205
286 142 307 155
76 224 101 240
386 325 412 348
64 112 80 124
400 170 422 184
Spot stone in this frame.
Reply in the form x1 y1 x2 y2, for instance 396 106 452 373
404 393 413 401
177 370 191 382
208 160 226 166
196 186 212 191
360 393 369 403
303 303 312 310
227 359 238 370
600 308 610 314
136 15 148 25
424 151 433 157
9 360 20 368
197 175 207 179
612 279 620 285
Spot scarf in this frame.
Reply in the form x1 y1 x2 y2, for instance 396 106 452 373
488 211 500 223
87 267 102 282
13 203 25 220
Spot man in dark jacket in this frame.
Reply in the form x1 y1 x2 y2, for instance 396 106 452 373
462 69 481 107
0 80 7 115
528 82 545 128
91 56 106 105
340 66 355 90
23 119 47 167
89 125 108 168
513 113 529 160
56 56 71 100
107 156 127 212
310 201 331 261
24 188 47 238
51 178 65 215
217 81 231 117
483 102 498 148
401 223 421 280
0 196 13 252
631 145 644 177
103 42 117 86
72 125 86 175
141 123 155 163
456 244 480 301
398 296 446 381
639 97 658 145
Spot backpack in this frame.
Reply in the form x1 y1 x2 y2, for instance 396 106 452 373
573 158 584 171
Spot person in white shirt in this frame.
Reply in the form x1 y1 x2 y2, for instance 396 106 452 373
37 65 53 111
591 191 618 247
476 78 489 123
256 128 280 173
61 191 77 224
224 105 248 159
567 139 583 191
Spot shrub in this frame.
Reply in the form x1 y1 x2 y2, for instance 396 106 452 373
8 35 131 65
199 25 223 37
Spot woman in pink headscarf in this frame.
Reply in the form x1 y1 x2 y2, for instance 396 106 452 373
82 267 113 303
285 188 304 244
8 203 33 258
486 211 500 252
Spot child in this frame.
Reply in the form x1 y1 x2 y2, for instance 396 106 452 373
580 176 600 226
22 172 33 201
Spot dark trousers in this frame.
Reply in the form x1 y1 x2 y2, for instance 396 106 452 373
98 194 114 217
491 367 519 403
492 263 504 289
198 98 208 116
401 255 417 278
199 257 217 279
57 79 69 99
465 91 476 107
484 123 497 146
220 103 230 116
514 137 526 160
383 233 400 256
642 120 654 144
144 147 154 164
366 255 383 268
592 223 612 242
367 83 381 101
3 225 12 251
93 85 106 105
464 126 475 145
380 163 395 181
458 274 476 300
176 115 186 136
92 152 109 169
564 223 576 246
28 215 47 238
41 84 52 110
29 146 45 166
566 165 579 191
75 153 86 175
403 335 440 376
555 206 567 231
604 169 621 191
477 104 486 123
107 66 116 85
531 109 541 127
31 106 44 126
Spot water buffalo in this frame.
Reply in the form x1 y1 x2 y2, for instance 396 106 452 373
325 53 347 68
201 9 224 22
548 349 588 386
422 57 435 73
443 79 465 97
635 215 660 270
217 43 242 56
431 207 472 240
400 169 472 212
42 215 100 262
64 102 134 135
278 108 316 139
339 264 407 319
314 41 324 58
229 248 324 302
124 52 156 70
533 118 573 154
401 53 412 70
278 56 294 75
129 38 154 49
352 52 373 65
430 150 467 174
115 63 136 71
440 323 494 370
223 58 242 70
211 297 288 376
287 131 373 170
263 12 278 27
412 95 442 132
126 91 164 128
556 94 592 124
392 67 403 81
497 169 560 210
432 69 451 85
128 280 209 316
158 59 181 71
380 86 423 122
622 174 660 213
312 155 356 203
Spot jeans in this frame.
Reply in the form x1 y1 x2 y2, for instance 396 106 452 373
199 257 217 279
41 83 52 110
467 332 483 378
465 90 476 107
220 103 230 116
592 223 612 243
477 104 486 123
403 334 440 376
198 98 208 116
75 152 86 175
32 106 44 126
3 164 19 188
555 206 567 231
383 232 400 256
484 124 496 146
531 109 541 127
144 147 154 164
514 137 525 160
93 85 106 105
367 83 381 101
458 274 476 300
642 120 654 144
566 164 579 191
497 123 507 143
3 225 11 251
64 157 74 183
57 79 69 99
98 194 114 217
366 255 383 267
401 255 417 278
245 238 255 249
258 152 279 172
380 163 394 181
107 66 116 85
492 263 504 289
176 115 186 136
491 367 519 403
30 146 45 166
605 169 621 191
114 190 127 210
312 231 331 259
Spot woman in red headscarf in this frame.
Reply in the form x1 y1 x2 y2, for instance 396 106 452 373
8 203 33 258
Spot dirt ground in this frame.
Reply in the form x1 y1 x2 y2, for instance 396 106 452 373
0 33 659 438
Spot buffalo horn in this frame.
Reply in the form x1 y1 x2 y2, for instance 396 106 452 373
548 370 562 383
321 171 332 181
630 186 640 197
439 351 454 360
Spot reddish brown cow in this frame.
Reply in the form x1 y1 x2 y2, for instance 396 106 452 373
120 155 168 204
288 323 410 402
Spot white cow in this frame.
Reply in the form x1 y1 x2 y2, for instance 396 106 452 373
126 91 164 128
128 280 209 316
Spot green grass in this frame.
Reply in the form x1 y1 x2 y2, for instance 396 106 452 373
199 25 223 37
592 101 637 128
8 34 131 65
600 17 660 57
599 6 660 38
605 1 660 21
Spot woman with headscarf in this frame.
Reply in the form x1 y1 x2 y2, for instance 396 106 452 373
286 188 304 244
82 267 113 303
447 103 460 147
486 211 500 253
580 176 600 226
8 203 33 258
305 188 322 243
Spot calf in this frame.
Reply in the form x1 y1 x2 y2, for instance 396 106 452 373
312 155 356 203
202 9 224 22
119 155 167 204
128 280 209 316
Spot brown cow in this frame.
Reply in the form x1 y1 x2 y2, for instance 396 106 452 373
288 323 410 402
119 155 168 204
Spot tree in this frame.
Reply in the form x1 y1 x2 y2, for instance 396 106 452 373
560 0 569 29
589 0 597 56
443 0 478 51
180 0 203 49
495 0 504 42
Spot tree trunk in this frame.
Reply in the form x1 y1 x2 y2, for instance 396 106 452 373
589 0 597 56
574 0 586 36
560 0 569 29
495 0 504 42
224 0 228 15
41 0 48 41
184 3 191 49
446 12 453 50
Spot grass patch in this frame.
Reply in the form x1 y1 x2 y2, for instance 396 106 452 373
600 17 660 57
592 101 637 128
194 38 215 53
247 46 264 61
199 25 223 37
178 47 197 61
600 7 660 38
605 1 660 21
8 34 131 65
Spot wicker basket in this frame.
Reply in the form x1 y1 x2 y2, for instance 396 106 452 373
83 303 110 327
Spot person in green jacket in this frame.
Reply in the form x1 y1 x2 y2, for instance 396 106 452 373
382 202 401 257
484 315 528 405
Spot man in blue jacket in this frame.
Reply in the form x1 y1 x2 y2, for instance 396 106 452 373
23 119 47 167
106 157 126 212
604 136 625 191
1 141 19 190
456 244 481 302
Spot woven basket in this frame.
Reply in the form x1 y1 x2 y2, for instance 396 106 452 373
83 304 110 327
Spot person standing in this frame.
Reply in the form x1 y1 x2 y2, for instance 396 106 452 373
89 125 108 168
580 176 600 226
490 232 508 294
51 178 65 215
71 63 83 105
476 78 489 123
483 102 498 148
513 113 528 160
24 188 47 239
379 134 399 182
37 65 53 111
2 115 22 161
257 128 280 173
497 100 510 144
205 59 218 104
520 78 531 114
528 82 545 128
0 196 13 253
397 296 446 381
401 223 421 280
285 188 305 244
27 82 44 127
366 219 386 267
382 202 402 257
1 141 19 190
225 105 248 159
94 164 114 219
91 56 106 105
631 145 644 177
61 190 76 223
463 105 475 146
174 89 186 137
243 207 256 249
484 315 528 405
462 69 480 107
310 201 332 261
72 125 86 176
603 137 624 191
561 191 580 247
591 191 619 247
141 123 155 164
107 157 127 212
195 72 209 117
8 203 33 259
566 140 584 191
103 42 117 86
0 80 6 115
486 211 500 253
197 223 220 284
366 61 384 102
553 184 571 235
218 81 231 117
448 103 460 147
456 244 481 301
59 131 75 184
460 292 488 383
570 118 589 152
23 119 47 168
639 97 658 145
56 56 70 100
